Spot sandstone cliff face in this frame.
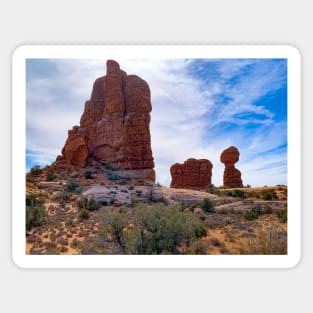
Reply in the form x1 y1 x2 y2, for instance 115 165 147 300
59 60 155 181
220 146 243 187
170 158 213 190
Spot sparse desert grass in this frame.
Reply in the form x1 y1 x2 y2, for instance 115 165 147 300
218 207 231 214
60 246 68 253
225 231 237 243
186 240 211 254
223 216 232 225
206 221 223 229
276 208 287 223
81 240 99 255
25 177 287 255
210 237 223 247
239 224 287 254
71 238 80 249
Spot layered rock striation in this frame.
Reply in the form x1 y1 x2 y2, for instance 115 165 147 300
58 60 155 181
170 158 213 190
220 146 243 187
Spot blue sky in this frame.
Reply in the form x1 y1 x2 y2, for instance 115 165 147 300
26 58 287 187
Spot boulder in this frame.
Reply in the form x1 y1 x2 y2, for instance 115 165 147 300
170 158 213 190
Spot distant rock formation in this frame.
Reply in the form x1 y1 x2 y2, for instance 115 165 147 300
57 60 155 181
220 146 243 187
170 158 213 190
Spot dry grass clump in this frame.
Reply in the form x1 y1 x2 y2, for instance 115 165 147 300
239 224 287 254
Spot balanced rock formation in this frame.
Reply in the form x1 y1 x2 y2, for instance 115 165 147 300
170 158 213 190
58 60 155 181
220 146 243 187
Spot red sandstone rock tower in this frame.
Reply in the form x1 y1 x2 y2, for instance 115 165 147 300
58 60 155 181
170 158 213 190
220 146 243 187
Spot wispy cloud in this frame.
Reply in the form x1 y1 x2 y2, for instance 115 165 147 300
26 58 287 187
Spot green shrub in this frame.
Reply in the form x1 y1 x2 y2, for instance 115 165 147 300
26 194 47 230
46 171 56 181
26 205 47 230
79 209 90 220
259 189 278 200
132 204 206 254
54 191 71 204
225 189 246 199
234 189 245 199
30 165 42 176
276 209 287 223
101 211 128 253
263 205 273 214
244 210 259 221
26 193 45 207
64 180 81 193
107 172 118 181
100 200 108 206
77 197 100 211
100 203 207 254
84 170 93 179
201 198 214 213
65 219 74 227
118 179 128 185
251 204 262 215
104 162 112 170
244 204 272 220
206 184 217 194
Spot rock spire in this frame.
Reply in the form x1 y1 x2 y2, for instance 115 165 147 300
58 60 155 181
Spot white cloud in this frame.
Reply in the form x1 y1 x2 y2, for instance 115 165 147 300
26 149 59 172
